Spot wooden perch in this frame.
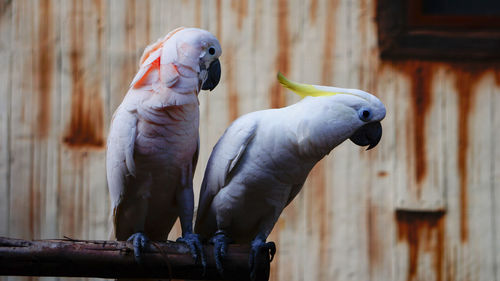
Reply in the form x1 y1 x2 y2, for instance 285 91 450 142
0 236 270 281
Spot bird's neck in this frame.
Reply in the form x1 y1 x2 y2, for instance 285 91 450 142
290 108 354 161
137 102 199 126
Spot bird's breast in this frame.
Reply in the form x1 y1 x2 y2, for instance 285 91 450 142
134 104 199 167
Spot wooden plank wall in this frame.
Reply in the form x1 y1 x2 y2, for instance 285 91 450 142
0 1 499 281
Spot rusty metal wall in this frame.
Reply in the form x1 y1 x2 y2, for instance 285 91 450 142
0 0 499 281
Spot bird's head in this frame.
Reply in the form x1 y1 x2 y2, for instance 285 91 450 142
171 28 222 91
278 72 386 150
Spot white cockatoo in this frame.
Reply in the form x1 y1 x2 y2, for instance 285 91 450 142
106 27 221 266
195 73 386 278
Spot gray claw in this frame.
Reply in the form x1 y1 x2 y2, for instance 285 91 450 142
210 231 231 276
177 233 207 274
127 232 149 264
249 238 276 281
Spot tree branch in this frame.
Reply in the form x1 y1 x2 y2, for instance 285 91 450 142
0 236 270 281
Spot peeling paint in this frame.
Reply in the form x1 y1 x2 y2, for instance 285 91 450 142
321 0 339 85
390 61 435 190
63 0 104 148
396 210 445 281
377 170 388 177
270 0 289 109
231 0 247 30
388 59 500 244
450 64 484 243
309 0 318 23
358 0 378 93
36 0 53 138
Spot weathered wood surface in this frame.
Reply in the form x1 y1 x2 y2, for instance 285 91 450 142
0 237 270 281
0 1 499 281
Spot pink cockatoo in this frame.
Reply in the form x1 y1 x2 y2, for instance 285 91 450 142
106 27 221 266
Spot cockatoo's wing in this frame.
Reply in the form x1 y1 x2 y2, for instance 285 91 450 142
106 103 138 239
195 116 258 232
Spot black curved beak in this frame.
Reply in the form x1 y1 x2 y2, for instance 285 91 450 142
202 59 221 91
349 122 382 150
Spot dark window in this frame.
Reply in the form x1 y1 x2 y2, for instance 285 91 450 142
421 0 500 16
377 0 500 60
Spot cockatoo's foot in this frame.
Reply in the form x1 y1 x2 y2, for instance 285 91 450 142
210 230 231 276
177 233 206 271
249 237 276 281
127 232 149 264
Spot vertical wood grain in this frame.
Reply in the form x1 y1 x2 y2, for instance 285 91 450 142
9 0 36 240
59 0 107 246
0 0 12 237
493 72 500 281
441 68 498 281
35 0 60 241
8 2 46 281
390 61 446 212
457 73 496 281
370 65 398 281
85 0 109 241
361 1 397 279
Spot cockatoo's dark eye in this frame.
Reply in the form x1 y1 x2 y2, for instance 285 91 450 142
208 47 216 55
359 108 372 122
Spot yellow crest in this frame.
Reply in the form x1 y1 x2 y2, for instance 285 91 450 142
277 72 344 98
